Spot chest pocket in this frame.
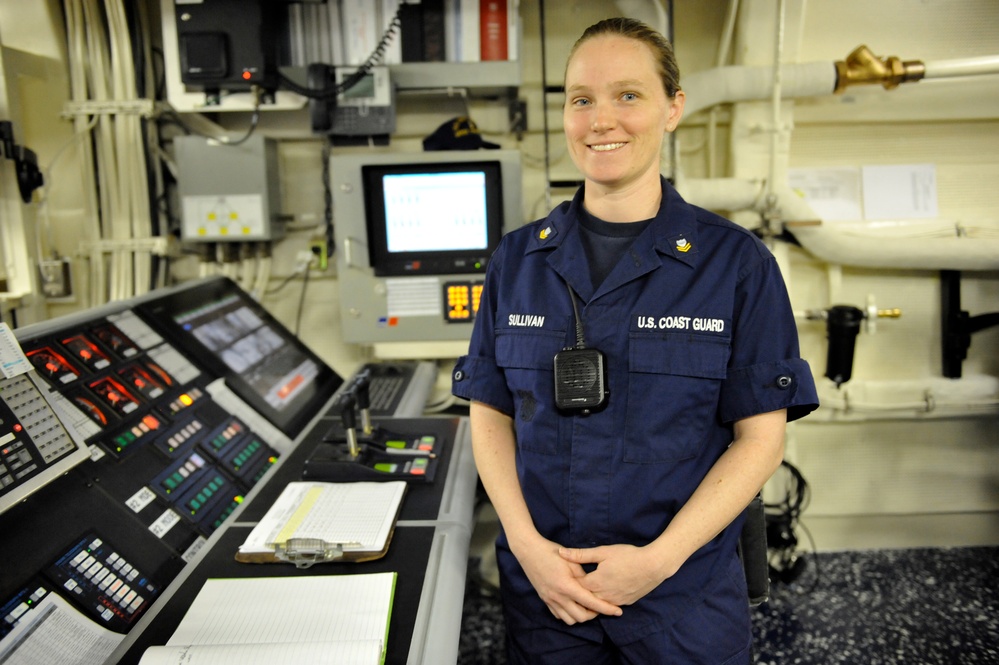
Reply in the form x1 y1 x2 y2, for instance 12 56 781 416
625 333 730 462
495 327 567 456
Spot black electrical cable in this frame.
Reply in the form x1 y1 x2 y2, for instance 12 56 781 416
566 282 586 348
294 261 310 337
765 460 820 591
222 98 261 147
322 136 335 257
277 4 403 101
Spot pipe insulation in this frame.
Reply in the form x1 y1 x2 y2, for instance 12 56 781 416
787 220 999 271
677 178 999 271
812 374 999 421
680 62 837 119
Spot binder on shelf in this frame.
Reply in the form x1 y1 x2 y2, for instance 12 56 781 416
235 481 406 568
479 0 507 61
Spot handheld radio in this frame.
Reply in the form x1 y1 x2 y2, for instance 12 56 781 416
553 283 608 414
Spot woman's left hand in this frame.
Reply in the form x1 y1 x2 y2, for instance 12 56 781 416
557 543 676 607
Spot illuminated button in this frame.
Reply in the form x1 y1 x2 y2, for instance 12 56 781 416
79 556 96 571
386 439 406 449
101 608 114 622
10 602 29 620
373 463 397 473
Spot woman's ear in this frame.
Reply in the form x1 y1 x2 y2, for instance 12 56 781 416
666 90 686 132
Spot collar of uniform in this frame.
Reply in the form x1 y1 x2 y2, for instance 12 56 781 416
525 190 582 254
653 179 699 269
525 180 700 268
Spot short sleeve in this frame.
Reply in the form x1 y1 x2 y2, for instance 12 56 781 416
450 243 515 415
719 255 818 423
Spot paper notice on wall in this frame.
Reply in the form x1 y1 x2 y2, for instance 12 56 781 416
861 163 939 221
788 167 863 222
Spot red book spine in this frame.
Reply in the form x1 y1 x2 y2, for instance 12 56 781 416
479 0 508 61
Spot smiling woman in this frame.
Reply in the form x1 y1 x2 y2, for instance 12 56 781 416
451 16 818 665
562 29 684 220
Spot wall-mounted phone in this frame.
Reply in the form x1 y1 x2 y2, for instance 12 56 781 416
331 66 396 136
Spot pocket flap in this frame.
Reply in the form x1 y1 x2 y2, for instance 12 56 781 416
629 333 729 380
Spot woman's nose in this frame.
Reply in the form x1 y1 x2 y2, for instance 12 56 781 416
590 105 615 132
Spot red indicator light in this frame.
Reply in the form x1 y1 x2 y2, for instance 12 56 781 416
242 71 252 80
13 424 22 433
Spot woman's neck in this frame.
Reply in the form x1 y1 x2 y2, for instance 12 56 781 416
583 171 662 223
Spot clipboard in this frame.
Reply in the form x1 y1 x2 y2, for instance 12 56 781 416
235 481 407 568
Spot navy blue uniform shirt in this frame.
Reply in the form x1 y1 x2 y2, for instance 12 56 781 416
452 178 819 646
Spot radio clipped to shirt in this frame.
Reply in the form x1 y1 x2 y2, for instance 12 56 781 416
554 283 608 415
553 346 608 414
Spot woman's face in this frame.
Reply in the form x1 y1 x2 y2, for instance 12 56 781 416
563 34 684 195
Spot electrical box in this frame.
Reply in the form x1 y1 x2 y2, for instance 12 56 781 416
173 0 284 93
175 134 283 242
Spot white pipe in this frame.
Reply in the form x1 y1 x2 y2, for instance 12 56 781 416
676 178 999 270
765 0 787 219
675 176 765 211
923 55 999 80
706 0 740 177
787 219 999 271
812 374 999 421
681 61 837 119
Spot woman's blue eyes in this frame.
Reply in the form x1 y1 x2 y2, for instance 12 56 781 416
572 93 638 106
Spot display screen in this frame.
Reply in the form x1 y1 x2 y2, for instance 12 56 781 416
363 161 504 276
137 278 341 438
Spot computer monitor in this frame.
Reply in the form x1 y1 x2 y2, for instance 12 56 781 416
330 150 523 354
137 277 342 438
362 160 504 277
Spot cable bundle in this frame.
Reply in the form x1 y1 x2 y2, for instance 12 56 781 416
64 0 158 304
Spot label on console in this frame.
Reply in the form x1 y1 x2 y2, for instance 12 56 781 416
149 509 181 538
126 486 157 513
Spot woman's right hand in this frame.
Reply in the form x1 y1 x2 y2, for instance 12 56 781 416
512 535 623 625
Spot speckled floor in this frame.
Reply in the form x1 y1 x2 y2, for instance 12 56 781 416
458 546 999 664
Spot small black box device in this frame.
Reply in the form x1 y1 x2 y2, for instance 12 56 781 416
553 347 608 412
175 0 284 93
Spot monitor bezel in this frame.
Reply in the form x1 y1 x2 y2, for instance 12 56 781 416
361 160 504 277
136 277 342 439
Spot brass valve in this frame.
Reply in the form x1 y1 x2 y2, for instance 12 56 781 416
834 45 925 93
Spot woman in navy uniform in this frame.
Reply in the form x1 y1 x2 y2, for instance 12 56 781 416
452 17 819 664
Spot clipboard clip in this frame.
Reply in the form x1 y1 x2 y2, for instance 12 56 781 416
272 538 361 569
